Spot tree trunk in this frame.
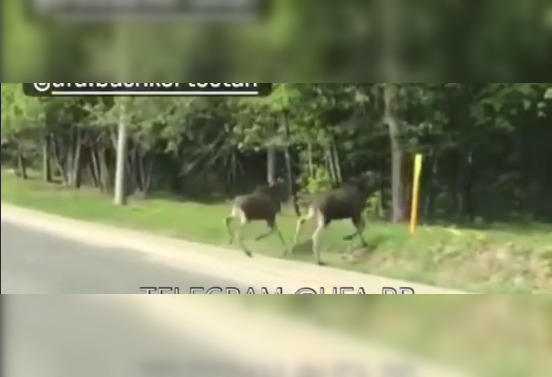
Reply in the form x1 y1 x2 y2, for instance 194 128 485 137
65 133 75 186
331 142 343 184
143 154 155 195
136 147 145 195
282 112 301 216
125 141 138 195
133 149 154 196
135 146 153 198
88 155 100 188
461 149 475 221
51 137 68 184
114 20 130 205
454 148 469 219
17 150 28 180
42 135 52 182
379 157 387 216
403 154 413 219
90 146 102 190
424 148 438 219
325 145 337 184
114 99 129 206
267 147 277 185
72 130 83 189
381 0 406 222
384 84 406 223
99 146 111 191
307 142 314 177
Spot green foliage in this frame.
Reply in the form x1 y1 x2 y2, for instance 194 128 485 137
302 166 334 195
364 191 384 220
2 83 552 221
1 84 45 145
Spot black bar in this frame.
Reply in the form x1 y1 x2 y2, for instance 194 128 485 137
23 83 272 97
28 0 270 21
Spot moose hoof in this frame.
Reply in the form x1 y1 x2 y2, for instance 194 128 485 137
245 251 253 257
317 261 327 266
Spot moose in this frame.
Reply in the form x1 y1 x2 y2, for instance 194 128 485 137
292 171 377 265
225 171 376 266
225 179 289 257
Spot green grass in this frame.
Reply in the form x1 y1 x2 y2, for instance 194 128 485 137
243 296 552 377
2 169 552 293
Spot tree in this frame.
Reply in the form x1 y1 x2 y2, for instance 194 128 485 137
1 84 45 179
2 83 551 222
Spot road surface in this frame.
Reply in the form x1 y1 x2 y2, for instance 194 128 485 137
1 221 244 294
4 295 259 377
0 221 260 376
1 214 469 377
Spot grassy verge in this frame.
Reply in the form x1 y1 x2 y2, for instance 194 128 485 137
243 296 552 377
2 170 552 293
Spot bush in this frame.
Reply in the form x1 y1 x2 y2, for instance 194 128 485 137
364 190 384 220
303 166 334 194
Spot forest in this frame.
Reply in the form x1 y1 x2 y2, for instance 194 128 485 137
2 83 552 224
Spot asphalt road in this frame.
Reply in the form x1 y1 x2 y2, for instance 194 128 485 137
0 222 273 377
4 295 259 377
1 221 245 294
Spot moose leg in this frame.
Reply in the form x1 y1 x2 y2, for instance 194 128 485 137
255 219 289 256
343 214 360 241
225 216 235 244
270 219 289 256
343 230 357 241
344 215 365 242
312 217 328 265
352 216 368 247
292 207 315 250
292 218 307 246
255 219 275 241
236 216 252 257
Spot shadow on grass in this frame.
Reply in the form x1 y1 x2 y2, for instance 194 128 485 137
293 233 385 252
290 234 385 264
364 234 387 251
291 240 314 256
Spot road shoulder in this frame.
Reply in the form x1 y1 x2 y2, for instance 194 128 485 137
1 203 469 294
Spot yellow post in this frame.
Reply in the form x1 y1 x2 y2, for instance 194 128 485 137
409 154 423 235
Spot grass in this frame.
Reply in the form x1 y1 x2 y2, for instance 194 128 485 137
2 169 552 293
242 295 552 377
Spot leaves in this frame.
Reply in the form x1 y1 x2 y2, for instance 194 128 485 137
1 84 45 143
2 83 552 221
